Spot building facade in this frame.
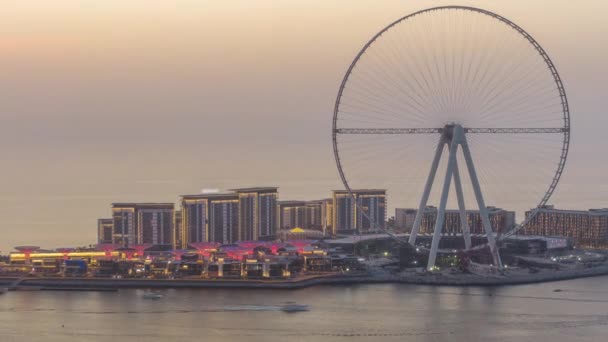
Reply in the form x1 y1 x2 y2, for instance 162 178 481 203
207 194 239 244
521 206 608 249
305 200 325 231
322 198 333 235
111 203 174 247
97 218 114 244
137 204 174 245
277 200 326 232
395 208 417 232
112 204 136 247
332 190 386 235
181 195 210 246
181 193 240 247
397 206 515 235
278 201 307 230
233 187 278 241
173 210 182 249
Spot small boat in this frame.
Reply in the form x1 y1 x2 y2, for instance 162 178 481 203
142 292 163 300
553 289 563 292
223 305 276 312
280 302 309 312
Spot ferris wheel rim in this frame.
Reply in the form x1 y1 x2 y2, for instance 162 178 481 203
331 5 570 241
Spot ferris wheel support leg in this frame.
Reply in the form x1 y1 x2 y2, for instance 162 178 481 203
460 132 503 269
409 136 446 246
427 138 458 271
453 160 472 250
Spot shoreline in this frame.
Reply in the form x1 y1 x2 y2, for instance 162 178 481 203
3 265 608 290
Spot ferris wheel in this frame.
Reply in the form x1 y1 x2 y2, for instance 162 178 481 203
332 6 570 269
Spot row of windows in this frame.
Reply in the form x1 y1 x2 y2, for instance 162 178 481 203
522 211 608 248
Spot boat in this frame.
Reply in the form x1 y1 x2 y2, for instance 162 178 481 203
0 288 7 294
553 289 563 292
280 302 309 312
142 292 163 300
223 305 276 312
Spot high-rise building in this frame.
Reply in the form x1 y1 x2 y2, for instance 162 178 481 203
138 204 174 245
181 193 240 246
322 198 333 235
395 208 417 232
521 206 608 249
278 201 307 230
111 203 174 247
181 195 208 246
332 189 386 235
233 187 278 241
305 200 325 231
173 210 183 249
398 206 515 235
112 204 136 247
97 218 114 244
207 194 239 244
278 200 327 233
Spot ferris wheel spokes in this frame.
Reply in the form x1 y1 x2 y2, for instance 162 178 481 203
332 6 571 269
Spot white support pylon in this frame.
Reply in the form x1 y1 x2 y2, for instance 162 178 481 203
421 124 503 271
460 130 503 268
453 159 472 250
427 134 459 270
409 136 446 245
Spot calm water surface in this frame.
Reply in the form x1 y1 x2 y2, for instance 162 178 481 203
2 276 608 342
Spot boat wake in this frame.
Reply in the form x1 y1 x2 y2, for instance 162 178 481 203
48 304 309 315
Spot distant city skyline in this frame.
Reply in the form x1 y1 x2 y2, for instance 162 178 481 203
94 186 388 250
1 0 607 252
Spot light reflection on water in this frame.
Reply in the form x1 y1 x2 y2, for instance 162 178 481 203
1 276 608 342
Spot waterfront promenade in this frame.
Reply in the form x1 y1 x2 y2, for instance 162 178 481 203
3 263 608 290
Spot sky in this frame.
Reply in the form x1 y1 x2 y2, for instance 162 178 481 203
0 0 606 252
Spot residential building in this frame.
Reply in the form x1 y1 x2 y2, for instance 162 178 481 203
305 200 325 231
232 187 278 241
399 206 515 235
181 193 240 246
278 201 307 230
208 194 239 244
277 200 326 232
137 204 174 245
332 189 386 235
112 204 136 247
97 218 114 244
322 198 333 235
521 206 608 249
173 210 183 249
395 208 417 232
111 203 174 247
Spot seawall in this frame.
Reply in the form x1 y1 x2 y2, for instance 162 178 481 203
2 266 608 290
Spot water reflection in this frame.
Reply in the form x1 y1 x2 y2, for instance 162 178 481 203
1 276 607 341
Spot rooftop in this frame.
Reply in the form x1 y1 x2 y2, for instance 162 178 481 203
181 192 238 200
529 206 608 215
111 203 174 208
278 200 307 206
230 187 279 193
332 189 386 194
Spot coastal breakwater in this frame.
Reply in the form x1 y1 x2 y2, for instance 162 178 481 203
0 265 608 291
2 265 608 290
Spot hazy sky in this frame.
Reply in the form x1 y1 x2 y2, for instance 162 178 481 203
0 0 606 252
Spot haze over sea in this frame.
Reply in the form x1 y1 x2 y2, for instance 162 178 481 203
1 0 607 252
2 276 608 342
